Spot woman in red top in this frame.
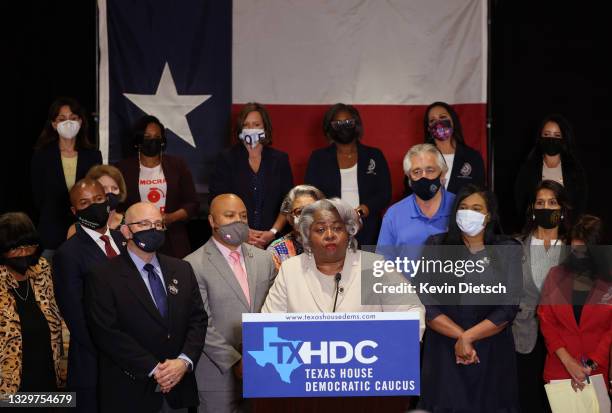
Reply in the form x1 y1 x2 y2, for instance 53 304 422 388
538 215 612 391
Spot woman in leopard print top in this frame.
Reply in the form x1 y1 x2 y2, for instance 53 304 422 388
0 212 66 397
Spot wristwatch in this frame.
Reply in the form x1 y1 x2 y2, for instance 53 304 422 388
269 228 278 235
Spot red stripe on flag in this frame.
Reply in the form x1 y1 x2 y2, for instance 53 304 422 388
231 104 486 203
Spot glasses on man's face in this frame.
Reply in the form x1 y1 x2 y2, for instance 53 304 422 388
409 167 440 179
330 119 356 130
126 220 166 231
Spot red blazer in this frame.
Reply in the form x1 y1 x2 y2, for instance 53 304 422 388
116 155 199 258
537 265 612 384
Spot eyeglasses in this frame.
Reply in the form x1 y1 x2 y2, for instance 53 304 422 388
126 220 166 231
330 119 356 130
409 167 440 179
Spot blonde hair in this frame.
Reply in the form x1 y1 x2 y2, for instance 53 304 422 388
86 164 127 202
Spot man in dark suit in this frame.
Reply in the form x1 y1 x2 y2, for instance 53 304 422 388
53 178 125 412
86 202 207 413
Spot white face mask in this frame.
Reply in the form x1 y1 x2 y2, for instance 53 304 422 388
56 120 81 139
239 128 265 148
456 209 487 237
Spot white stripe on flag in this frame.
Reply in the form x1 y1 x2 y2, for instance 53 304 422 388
233 0 487 105
97 0 110 163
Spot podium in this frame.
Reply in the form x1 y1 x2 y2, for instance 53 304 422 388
242 312 421 398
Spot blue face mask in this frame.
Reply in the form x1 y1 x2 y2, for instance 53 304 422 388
130 228 166 253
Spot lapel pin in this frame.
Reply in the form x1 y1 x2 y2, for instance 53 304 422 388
172 278 178 285
168 285 179 295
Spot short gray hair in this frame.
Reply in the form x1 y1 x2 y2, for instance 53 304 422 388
402 143 448 176
280 185 325 214
298 198 359 252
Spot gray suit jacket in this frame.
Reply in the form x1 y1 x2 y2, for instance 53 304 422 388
512 235 566 354
184 238 276 392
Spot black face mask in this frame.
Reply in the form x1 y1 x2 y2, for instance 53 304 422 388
107 193 120 211
131 228 166 253
566 253 594 274
533 208 562 229
76 201 110 230
410 175 442 201
140 139 163 157
539 137 562 156
330 125 358 144
3 254 40 275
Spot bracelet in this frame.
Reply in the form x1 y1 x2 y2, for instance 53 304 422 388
269 228 278 235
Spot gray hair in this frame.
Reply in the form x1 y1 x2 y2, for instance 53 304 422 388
298 198 359 252
280 185 325 214
402 143 448 176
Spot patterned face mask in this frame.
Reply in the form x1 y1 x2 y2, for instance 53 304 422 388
429 118 453 141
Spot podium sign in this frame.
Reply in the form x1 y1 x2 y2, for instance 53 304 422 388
242 312 420 398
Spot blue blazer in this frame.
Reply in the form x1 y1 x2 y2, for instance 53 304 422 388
305 142 392 246
31 144 102 249
209 144 294 231
52 225 125 399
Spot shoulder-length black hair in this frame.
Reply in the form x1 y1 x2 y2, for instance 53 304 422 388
423 101 465 146
0 212 39 254
442 184 502 245
130 115 167 150
322 103 364 141
520 179 573 241
35 97 94 150
234 102 273 146
527 113 579 167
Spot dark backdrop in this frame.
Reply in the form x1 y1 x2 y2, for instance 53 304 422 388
5 0 611 245
491 0 611 240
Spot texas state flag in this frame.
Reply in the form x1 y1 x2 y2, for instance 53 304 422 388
99 0 487 200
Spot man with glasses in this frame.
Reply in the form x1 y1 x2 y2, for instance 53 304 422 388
53 178 125 412
85 202 207 413
377 143 456 248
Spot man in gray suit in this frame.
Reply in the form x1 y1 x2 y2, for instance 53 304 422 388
184 194 276 413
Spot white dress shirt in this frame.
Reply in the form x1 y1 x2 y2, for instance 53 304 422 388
81 225 120 256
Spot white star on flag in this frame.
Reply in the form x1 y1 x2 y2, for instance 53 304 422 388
123 62 211 147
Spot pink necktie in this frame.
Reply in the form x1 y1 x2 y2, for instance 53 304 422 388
229 250 250 305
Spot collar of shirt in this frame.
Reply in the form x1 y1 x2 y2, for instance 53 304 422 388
408 189 453 220
127 248 162 280
81 225 120 254
212 237 246 271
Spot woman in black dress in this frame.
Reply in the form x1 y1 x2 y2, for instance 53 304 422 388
209 102 293 248
417 184 520 413
0 212 65 401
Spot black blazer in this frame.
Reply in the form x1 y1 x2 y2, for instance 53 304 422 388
209 144 293 231
31 144 102 250
304 143 391 246
116 155 199 258
403 143 485 196
514 154 588 216
52 226 126 396
85 252 207 413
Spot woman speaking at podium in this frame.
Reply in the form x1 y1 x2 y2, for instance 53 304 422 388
262 197 424 334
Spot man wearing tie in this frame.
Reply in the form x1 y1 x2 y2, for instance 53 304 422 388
184 194 276 413
53 178 125 412
85 202 207 413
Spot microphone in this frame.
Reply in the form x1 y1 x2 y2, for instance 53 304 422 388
332 272 342 312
